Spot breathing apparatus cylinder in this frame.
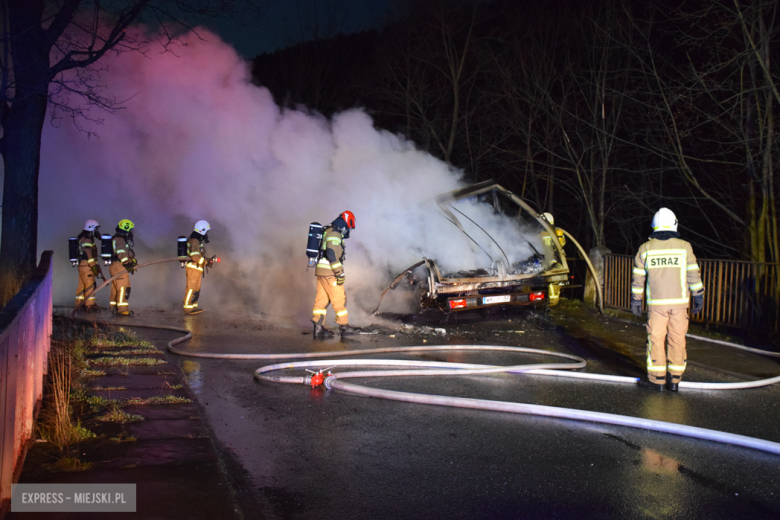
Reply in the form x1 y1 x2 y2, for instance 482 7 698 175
101 234 113 265
307 222 323 268
178 236 188 267
69 237 78 266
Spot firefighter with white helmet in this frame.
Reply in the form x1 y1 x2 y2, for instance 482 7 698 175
183 220 211 315
75 219 103 312
311 211 361 337
631 208 704 392
540 213 566 249
109 219 137 315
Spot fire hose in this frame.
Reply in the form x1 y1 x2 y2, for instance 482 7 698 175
72 258 182 315
87 321 780 457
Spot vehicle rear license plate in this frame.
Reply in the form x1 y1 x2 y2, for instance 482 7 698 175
483 295 511 304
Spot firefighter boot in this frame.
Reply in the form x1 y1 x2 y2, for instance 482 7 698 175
339 324 361 336
313 317 334 338
639 379 665 392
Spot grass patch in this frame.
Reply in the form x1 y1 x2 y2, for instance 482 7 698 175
99 347 159 356
79 368 106 378
35 317 157 450
85 395 120 412
89 357 166 367
88 330 154 349
124 395 192 406
96 405 144 424
35 340 96 449
110 433 137 443
53 457 92 472
91 386 127 391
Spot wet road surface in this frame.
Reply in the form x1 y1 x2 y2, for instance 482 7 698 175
125 303 780 519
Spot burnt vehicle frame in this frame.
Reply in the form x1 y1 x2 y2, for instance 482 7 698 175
376 181 570 314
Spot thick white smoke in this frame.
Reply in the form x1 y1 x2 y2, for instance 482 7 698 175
39 28 539 325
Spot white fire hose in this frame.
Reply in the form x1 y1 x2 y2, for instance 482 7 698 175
91 321 780 456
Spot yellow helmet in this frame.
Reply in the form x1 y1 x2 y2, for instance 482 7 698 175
117 219 134 232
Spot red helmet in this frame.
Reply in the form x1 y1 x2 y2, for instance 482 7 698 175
340 210 356 229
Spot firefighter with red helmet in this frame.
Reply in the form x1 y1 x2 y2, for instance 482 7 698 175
110 219 137 316
75 219 103 312
631 208 704 392
183 220 211 315
312 211 361 337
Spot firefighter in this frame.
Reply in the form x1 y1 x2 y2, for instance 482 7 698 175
312 211 361 337
631 208 704 392
75 219 103 312
540 212 566 305
183 220 211 315
110 219 137 316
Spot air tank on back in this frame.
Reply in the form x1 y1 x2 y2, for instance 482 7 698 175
178 236 188 267
307 222 323 268
69 237 78 266
100 234 113 265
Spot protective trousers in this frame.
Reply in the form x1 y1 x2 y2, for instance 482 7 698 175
547 283 560 305
184 263 202 312
646 307 689 384
312 275 349 326
109 261 131 313
76 261 97 308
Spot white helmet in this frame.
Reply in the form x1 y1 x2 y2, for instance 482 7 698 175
541 212 555 226
83 219 100 232
194 220 211 235
652 208 678 232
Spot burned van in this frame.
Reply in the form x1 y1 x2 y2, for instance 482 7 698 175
376 181 570 314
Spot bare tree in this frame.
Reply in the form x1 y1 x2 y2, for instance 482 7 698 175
490 1 636 249
0 0 259 304
373 0 491 167
625 0 780 262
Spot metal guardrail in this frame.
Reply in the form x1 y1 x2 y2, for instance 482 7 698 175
604 254 780 333
0 252 53 516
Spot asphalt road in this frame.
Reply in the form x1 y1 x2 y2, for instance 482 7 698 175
126 303 780 519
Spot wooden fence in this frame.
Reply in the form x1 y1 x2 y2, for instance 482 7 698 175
604 254 780 333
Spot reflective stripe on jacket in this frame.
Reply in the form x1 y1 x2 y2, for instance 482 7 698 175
315 226 345 277
631 237 704 308
187 237 206 269
112 235 135 265
78 236 98 265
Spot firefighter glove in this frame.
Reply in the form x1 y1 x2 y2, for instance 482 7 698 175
123 262 135 274
90 265 99 278
336 275 345 286
630 299 642 317
206 256 215 268
692 294 704 314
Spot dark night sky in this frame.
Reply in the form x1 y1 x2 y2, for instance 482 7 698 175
203 0 395 58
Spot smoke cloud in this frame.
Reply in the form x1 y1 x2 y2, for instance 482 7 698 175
39 28 539 325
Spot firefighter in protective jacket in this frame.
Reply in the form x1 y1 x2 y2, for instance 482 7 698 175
312 211 360 337
183 220 211 315
631 208 704 392
75 219 103 312
110 219 137 316
540 212 566 305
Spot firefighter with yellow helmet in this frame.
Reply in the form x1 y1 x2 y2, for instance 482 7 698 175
540 212 566 305
75 219 103 312
109 219 137 315
631 208 704 392
311 211 361 337
183 220 211 315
